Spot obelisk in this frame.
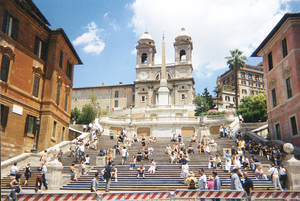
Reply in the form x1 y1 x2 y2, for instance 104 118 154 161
157 33 170 105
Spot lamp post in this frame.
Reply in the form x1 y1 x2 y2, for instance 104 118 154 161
201 102 204 126
129 104 133 127
31 117 40 153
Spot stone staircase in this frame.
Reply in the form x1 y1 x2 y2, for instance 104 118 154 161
1 133 274 192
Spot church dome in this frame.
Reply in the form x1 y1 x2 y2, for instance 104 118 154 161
139 31 154 40
177 27 190 37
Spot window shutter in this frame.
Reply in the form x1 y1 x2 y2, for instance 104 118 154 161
0 56 10 82
33 76 40 97
2 11 8 33
11 17 19 41
24 114 29 134
34 36 40 56
41 41 48 61
1 105 9 129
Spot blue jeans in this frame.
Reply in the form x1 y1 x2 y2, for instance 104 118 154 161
130 164 135 168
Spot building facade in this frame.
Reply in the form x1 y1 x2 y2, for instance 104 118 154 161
216 64 265 109
0 0 82 160
252 13 300 147
134 28 195 107
71 83 135 112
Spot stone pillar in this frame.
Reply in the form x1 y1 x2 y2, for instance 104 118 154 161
283 143 300 190
127 127 135 141
46 159 63 190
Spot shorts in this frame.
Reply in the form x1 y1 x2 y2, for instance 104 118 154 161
110 136 113 140
182 170 189 177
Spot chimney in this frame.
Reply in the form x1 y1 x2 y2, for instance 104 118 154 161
102 82 104 86
119 82 122 85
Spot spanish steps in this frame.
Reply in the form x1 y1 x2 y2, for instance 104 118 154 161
1 128 275 193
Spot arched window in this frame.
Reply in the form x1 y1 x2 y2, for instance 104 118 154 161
168 74 171 79
115 100 118 107
180 50 186 62
115 91 119 98
142 53 147 64
156 74 160 80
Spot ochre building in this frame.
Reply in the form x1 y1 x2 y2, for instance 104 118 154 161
0 0 82 161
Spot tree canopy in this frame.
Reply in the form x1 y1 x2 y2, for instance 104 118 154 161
237 93 267 122
194 88 215 116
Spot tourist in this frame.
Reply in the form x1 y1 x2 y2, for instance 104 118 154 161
242 172 253 196
132 134 138 143
23 163 31 186
129 156 136 170
165 144 172 155
231 146 236 156
98 148 106 156
230 127 236 139
126 141 132 149
81 160 87 175
171 134 177 142
231 168 243 190
239 114 243 123
219 125 224 138
241 156 250 169
215 155 222 169
142 138 146 150
105 149 113 165
279 165 287 189
91 172 100 192
181 161 189 184
69 163 78 181
40 161 48 190
10 163 19 180
110 130 114 141
153 137 157 143
170 151 178 164
10 173 22 201
34 171 43 193
225 150 231 173
137 164 145 178
148 159 157 174
255 166 267 180
144 148 150 160
40 150 48 164
75 145 81 164
121 146 128 165
113 142 121 155
198 168 207 201
213 171 221 196
69 142 76 157
148 145 154 155
147 136 153 144
111 164 118 182
268 163 283 191
179 141 185 150
191 135 196 143
79 142 85 158
178 133 182 142
204 142 211 154
85 154 90 165
104 162 112 192
250 155 260 171
237 147 243 162
88 123 92 132
233 151 241 169
208 155 216 169
136 150 143 162
223 126 228 138
187 143 194 154
238 138 246 154
82 124 87 132
207 176 214 190
186 171 197 189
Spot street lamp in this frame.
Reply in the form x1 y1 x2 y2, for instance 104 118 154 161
129 104 133 127
31 117 40 153
201 102 204 126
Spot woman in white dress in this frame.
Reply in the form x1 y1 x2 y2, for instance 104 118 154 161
234 151 241 168
225 150 231 173
181 161 189 184
148 159 156 173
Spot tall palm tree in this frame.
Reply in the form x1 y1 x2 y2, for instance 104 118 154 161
225 49 247 111
213 85 222 111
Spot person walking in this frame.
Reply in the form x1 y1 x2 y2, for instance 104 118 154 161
121 147 128 165
231 168 243 190
10 174 22 201
110 131 114 141
10 163 19 180
268 163 283 191
40 162 48 190
213 171 221 201
242 172 253 196
23 163 31 186
198 168 207 201
104 162 112 192
91 172 100 192
279 165 287 189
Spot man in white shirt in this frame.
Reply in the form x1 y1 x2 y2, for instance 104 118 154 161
111 165 118 182
121 147 128 165
198 168 207 201
268 163 283 191
10 163 19 180
148 145 154 155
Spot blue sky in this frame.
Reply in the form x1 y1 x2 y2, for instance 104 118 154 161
33 0 300 95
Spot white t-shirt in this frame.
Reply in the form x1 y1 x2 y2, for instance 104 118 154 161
10 166 18 174
182 164 189 172
121 149 127 157
148 147 154 153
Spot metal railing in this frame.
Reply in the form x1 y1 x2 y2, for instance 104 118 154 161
3 190 299 201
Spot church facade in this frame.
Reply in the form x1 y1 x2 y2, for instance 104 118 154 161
134 28 195 107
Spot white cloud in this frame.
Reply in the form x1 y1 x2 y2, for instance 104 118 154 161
73 21 105 55
103 12 120 30
129 0 293 78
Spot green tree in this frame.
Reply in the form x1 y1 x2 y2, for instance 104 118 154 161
225 49 247 110
89 92 97 108
213 85 222 110
202 87 214 110
194 94 209 116
237 93 267 122
71 108 80 123
77 104 97 124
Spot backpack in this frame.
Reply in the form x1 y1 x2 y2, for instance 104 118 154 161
103 166 111 179
189 179 196 189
